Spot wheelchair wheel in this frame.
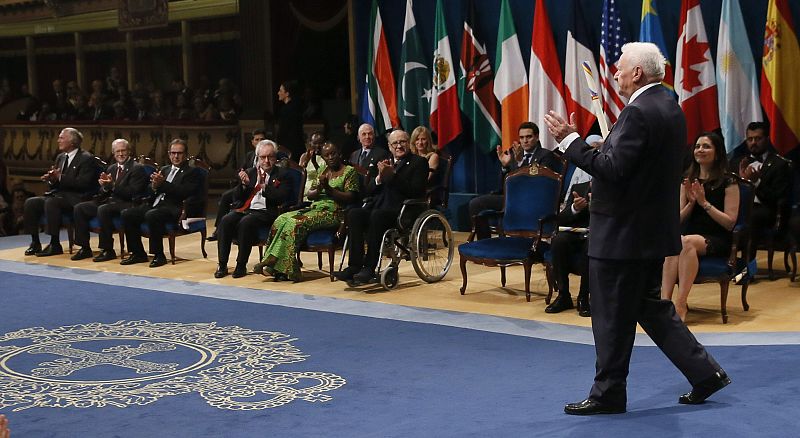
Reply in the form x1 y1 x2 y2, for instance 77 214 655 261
380 265 399 290
410 209 454 283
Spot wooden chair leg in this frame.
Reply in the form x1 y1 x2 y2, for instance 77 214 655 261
544 264 555 305
523 262 532 302
118 230 126 257
328 248 335 281
741 280 750 311
200 229 207 258
767 247 775 280
169 235 176 264
67 224 75 254
719 280 730 324
459 255 468 295
317 251 323 269
500 266 506 287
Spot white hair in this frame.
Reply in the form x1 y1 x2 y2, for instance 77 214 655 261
621 42 666 82
111 138 129 152
255 139 277 156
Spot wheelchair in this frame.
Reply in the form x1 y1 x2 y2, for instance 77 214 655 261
342 198 455 290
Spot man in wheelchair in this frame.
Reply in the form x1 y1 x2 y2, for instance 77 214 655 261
335 129 429 286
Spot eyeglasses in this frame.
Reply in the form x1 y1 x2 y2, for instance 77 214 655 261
258 155 277 161
390 139 409 147
168 151 185 155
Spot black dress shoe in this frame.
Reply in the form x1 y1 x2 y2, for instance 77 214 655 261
214 265 228 278
35 244 63 257
273 272 288 281
545 294 574 313
70 247 94 261
232 265 247 278
93 249 117 262
149 255 168 268
564 398 625 415
679 370 731 404
334 266 358 281
24 243 42 256
206 232 218 242
577 295 591 317
120 254 149 265
353 268 375 284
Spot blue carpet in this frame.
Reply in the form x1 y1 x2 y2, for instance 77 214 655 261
0 267 797 437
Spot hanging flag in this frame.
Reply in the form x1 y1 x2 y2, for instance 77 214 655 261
675 0 720 144
429 0 462 148
397 0 430 132
599 0 629 123
360 0 400 133
458 0 501 153
761 0 800 154
493 0 528 150
717 0 762 154
565 0 601 137
528 0 567 150
640 0 675 95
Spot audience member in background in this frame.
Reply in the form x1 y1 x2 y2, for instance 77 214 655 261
348 123 390 190
275 80 305 159
23 128 98 257
208 129 267 241
71 139 148 262
335 129 428 286
214 140 290 279
120 139 201 268
728 121 791 261
257 141 358 281
663 132 739 320
298 131 327 202
410 126 440 182
468 121 560 240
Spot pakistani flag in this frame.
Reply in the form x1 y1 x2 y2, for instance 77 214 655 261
397 0 431 131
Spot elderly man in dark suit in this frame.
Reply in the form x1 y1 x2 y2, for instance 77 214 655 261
349 123 390 184
545 42 729 415
23 127 99 257
214 139 290 279
71 138 149 262
728 121 791 259
335 129 428 286
120 138 201 268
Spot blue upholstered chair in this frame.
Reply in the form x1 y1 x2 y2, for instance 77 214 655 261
458 165 563 302
694 175 755 323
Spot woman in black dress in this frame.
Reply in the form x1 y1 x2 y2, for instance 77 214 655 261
661 132 740 321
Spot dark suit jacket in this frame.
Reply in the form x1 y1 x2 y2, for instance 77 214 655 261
49 149 99 205
152 162 202 210
349 146 391 173
230 165 292 214
557 181 590 228
100 159 149 203
728 152 791 211
565 84 683 259
366 153 428 211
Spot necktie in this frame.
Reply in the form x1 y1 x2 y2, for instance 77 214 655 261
359 150 368 167
61 155 70 173
522 153 532 167
236 170 266 212
115 165 122 182
153 167 179 206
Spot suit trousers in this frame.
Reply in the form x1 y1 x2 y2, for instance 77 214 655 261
749 203 778 258
24 195 74 240
217 209 278 266
346 206 399 272
587 257 721 407
550 231 589 298
214 187 238 227
468 194 503 239
122 203 180 257
74 200 132 250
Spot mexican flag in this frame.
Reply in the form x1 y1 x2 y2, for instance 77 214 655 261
429 0 462 148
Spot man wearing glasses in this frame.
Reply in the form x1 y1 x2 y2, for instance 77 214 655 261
120 138 202 267
214 139 290 278
335 129 428 286
71 138 149 262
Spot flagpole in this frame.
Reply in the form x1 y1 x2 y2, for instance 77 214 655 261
582 61 610 138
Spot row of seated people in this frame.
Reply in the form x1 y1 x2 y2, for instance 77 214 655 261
19 124 438 287
22 127 204 268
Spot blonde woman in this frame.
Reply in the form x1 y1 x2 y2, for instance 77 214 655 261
410 126 439 181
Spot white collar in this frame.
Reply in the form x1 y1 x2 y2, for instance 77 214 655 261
627 82 659 104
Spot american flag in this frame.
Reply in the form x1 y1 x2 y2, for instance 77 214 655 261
599 0 628 123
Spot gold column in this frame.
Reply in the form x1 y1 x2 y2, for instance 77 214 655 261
126 31 135 89
25 36 37 98
181 20 192 87
75 32 86 91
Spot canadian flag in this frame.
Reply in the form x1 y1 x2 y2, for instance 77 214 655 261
675 0 720 144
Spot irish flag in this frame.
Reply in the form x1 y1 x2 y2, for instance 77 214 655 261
761 0 800 154
429 0 462 148
493 0 528 150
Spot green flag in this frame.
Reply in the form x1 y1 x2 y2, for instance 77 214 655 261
397 0 431 131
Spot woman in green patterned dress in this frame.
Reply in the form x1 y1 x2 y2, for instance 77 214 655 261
256 142 359 281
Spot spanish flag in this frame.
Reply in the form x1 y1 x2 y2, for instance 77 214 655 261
761 0 800 154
